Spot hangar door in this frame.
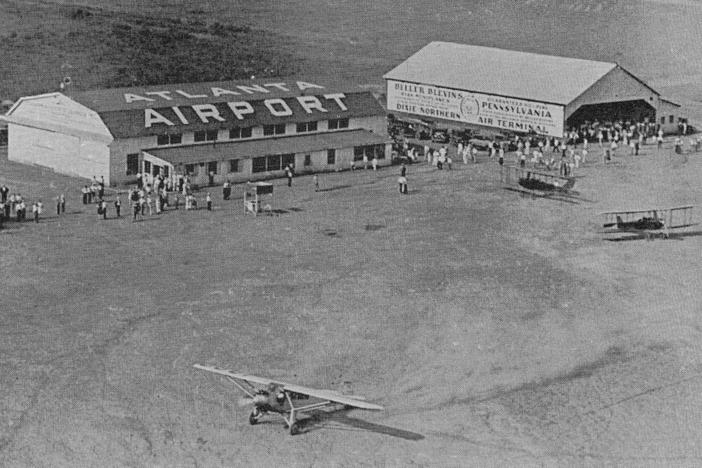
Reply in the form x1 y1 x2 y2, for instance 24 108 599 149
10 125 109 180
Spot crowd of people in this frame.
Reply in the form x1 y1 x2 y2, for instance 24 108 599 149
0 184 54 227
391 118 702 180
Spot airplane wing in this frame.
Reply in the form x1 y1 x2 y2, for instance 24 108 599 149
281 383 384 411
194 364 383 411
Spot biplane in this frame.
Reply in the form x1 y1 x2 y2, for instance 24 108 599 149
501 166 576 198
601 205 696 239
194 364 384 435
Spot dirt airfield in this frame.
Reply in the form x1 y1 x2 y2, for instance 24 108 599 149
1 140 702 467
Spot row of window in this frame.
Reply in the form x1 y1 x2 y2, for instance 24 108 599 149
155 119 350 147
353 144 386 161
128 144 385 177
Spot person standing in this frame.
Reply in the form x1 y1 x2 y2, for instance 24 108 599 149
313 174 319 192
657 129 664 151
101 199 108 220
206 192 212 211
32 202 39 223
400 164 407 177
371 156 378 171
363 153 369 170
397 175 408 194
55 195 61 216
81 186 88 205
114 197 121 217
0 184 8 203
60 194 65 214
285 165 294 187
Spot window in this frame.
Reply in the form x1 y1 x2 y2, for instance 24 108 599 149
156 133 182 146
661 116 665 125
353 146 364 161
144 161 151 174
304 154 311 166
263 124 286 136
229 159 240 172
327 149 336 165
252 157 266 173
126 153 139 175
163 166 169 178
669 115 675 124
375 144 386 159
252 154 293 173
194 130 218 142
281 153 295 169
229 127 252 139
296 121 318 133
266 155 282 171
328 118 349 130
207 161 218 175
185 164 197 175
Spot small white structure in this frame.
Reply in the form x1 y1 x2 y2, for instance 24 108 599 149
244 181 274 216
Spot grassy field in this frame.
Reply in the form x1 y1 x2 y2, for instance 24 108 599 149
2 140 702 465
0 1 299 99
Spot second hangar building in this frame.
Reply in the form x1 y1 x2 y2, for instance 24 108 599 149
384 42 682 137
2 78 390 186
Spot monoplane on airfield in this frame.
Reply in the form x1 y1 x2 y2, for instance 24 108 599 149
501 166 576 199
194 364 384 435
601 205 696 239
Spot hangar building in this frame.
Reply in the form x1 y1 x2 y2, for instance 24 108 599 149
1 78 390 186
384 42 682 138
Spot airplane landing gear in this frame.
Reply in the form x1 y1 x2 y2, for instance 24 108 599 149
289 422 300 436
249 409 261 425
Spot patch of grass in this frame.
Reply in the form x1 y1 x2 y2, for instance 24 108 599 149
0 3 300 99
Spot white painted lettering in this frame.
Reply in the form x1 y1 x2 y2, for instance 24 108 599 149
264 82 290 92
145 91 173 100
236 84 270 94
227 101 255 120
171 106 189 125
264 98 293 117
192 104 225 123
175 90 208 99
124 93 155 103
297 81 325 91
211 87 241 97
296 95 327 114
324 93 348 111
144 109 174 128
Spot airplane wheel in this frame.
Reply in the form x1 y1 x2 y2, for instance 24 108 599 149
249 410 260 425
289 422 300 436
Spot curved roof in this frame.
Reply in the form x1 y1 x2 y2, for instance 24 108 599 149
384 42 618 105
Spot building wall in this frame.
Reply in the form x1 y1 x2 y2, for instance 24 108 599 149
178 142 391 187
565 67 659 120
658 100 683 135
107 115 389 186
8 124 110 182
109 135 158 186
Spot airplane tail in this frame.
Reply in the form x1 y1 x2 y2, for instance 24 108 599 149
616 215 624 227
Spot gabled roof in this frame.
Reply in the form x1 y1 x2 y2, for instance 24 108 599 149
384 42 619 105
70 76 366 112
98 92 383 139
145 129 388 166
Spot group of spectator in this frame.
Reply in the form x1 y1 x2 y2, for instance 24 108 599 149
0 184 50 225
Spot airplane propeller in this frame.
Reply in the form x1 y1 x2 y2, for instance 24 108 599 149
238 393 269 407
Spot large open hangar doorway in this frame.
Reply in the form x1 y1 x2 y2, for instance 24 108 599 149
566 99 656 128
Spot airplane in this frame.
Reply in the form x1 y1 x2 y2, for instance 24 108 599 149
500 166 576 198
601 205 696 239
194 364 384 435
